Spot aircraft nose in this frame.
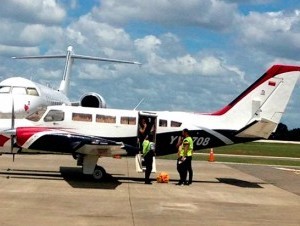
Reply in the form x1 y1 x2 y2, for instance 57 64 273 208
0 95 28 114
0 97 13 113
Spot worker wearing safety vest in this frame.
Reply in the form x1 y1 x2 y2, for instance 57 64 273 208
142 135 155 184
181 128 193 185
176 137 186 186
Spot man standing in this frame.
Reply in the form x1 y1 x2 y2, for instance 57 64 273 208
142 135 155 184
182 128 193 185
176 135 185 186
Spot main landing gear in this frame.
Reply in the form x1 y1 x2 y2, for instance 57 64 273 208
92 165 106 181
74 153 107 181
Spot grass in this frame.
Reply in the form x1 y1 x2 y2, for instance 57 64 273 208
158 142 300 166
202 142 300 158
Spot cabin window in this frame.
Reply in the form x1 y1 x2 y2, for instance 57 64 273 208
11 87 26 95
72 113 92 122
26 107 47 122
27 87 39 96
0 86 11 93
96 114 116 123
44 110 64 122
121 116 136 125
159 119 168 127
171 121 182 127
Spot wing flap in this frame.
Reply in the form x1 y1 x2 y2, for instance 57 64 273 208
235 119 277 139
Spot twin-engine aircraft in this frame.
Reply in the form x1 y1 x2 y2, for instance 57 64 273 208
0 64 299 180
0 46 141 118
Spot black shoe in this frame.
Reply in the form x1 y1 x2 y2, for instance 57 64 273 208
184 181 189 186
175 182 183 186
145 181 152 184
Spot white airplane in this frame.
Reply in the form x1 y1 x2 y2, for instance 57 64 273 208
0 46 141 118
0 64 299 180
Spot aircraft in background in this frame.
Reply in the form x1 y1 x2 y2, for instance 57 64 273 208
0 64 299 180
0 46 141 118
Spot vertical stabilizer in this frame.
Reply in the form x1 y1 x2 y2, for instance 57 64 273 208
211 65 300 130
58 46 73 95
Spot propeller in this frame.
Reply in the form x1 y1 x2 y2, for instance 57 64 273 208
11 96 16 161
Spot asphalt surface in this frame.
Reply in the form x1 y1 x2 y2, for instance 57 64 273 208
0 154 299 226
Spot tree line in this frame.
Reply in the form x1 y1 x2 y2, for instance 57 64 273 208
269 123 300 141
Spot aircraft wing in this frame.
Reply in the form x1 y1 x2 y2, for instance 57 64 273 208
15 127 137 156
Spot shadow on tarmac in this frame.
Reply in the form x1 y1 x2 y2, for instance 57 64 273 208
0 167 265 190
0 168 63 181
216 178 264 188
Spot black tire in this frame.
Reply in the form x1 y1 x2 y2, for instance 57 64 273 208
92 165 106 181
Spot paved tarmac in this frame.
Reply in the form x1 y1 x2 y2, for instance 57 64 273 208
0 154 299 226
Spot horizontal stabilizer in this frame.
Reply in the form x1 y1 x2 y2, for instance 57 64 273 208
235 119 277 139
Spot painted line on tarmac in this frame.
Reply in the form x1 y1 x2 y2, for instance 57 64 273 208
194 153 300 160
275 167 300 175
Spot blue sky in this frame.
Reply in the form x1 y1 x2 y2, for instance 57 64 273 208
0 0 299 129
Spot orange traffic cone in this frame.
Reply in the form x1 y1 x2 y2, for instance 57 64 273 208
208 148 215 162
113 155 122 159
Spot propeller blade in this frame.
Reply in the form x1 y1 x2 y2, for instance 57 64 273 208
11 96 15 161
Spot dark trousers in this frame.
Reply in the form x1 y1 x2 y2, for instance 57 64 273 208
177 156 193 184
177 158 186 184
185 156 193 183
144 153 153 183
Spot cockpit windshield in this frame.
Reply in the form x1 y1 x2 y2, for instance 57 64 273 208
0 86 11 93
0 86 39 96
25 107 47 122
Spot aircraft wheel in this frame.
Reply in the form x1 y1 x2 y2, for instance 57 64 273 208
92 165 106 181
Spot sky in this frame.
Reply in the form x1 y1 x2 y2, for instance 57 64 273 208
0 0 299 129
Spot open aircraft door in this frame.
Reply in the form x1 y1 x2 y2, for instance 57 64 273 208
135 111 157 173
137 111 157 144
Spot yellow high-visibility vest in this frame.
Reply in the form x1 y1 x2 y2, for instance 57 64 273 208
183 136 193 156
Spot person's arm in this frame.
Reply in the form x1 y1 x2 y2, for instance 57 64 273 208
139 123 147 134
184 144 188 157
176 136 182 158
177 145 181 158
183 139 189 157
176 136 182 148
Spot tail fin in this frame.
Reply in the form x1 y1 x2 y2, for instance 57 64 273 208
211 65 300 134
12 46 141 96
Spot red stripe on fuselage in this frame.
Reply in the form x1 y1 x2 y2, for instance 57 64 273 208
210 65 300 116
16 127 51 146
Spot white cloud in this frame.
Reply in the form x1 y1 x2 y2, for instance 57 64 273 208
236 10 300 59
134 35 245 79
0 44 39 56
92 0 238 31
0 0 65 25
65 14 134 57
135 35 162 54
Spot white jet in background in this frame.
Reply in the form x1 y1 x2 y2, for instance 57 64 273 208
0 46 141 118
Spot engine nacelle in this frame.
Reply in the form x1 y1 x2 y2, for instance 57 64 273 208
79 92 107 108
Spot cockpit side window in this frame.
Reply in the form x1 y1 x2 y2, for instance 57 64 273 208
26 107 47 122
27 87 39 96
0 86 11 93
171 121 182 127
44 110 64 122
11 87 27 95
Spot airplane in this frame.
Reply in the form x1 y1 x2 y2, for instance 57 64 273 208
0 64 299 181
0 46 141 118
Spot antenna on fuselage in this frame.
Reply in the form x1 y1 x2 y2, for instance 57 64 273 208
12 46 142 96
133 98 145 110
